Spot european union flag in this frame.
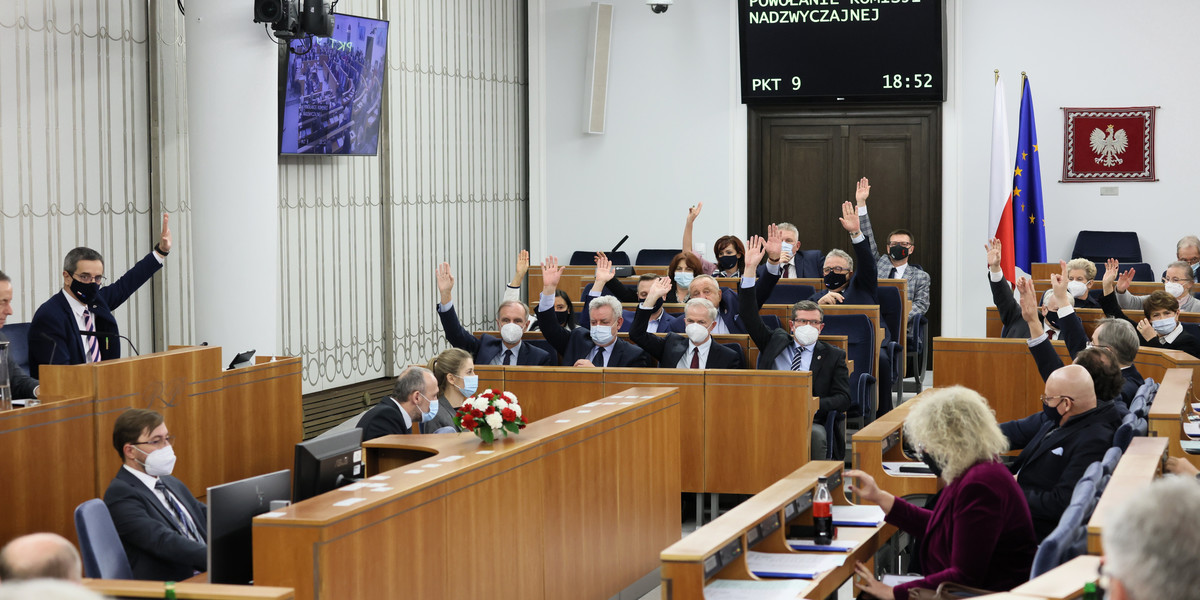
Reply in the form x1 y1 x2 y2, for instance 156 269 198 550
1011 77 1046 273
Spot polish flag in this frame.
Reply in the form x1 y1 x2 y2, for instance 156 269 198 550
988 76 1015 282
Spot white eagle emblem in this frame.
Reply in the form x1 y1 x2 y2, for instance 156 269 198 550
1089 124 1128 167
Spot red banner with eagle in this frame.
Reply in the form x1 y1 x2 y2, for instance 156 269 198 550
1061 106 1157 182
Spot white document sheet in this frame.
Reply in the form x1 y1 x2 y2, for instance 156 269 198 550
745 551 845 579
830 504 885 526
703 578 810 599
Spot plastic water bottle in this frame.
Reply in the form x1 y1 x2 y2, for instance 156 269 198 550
814 476 833 546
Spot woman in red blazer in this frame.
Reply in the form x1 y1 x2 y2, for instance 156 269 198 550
848 385 1037 599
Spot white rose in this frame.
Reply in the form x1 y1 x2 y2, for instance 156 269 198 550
485 412 503 430
512 404 522 419
493 399 509 412
502 391 518 403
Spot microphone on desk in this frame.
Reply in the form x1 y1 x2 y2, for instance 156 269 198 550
79 330 140 356
609 235 634 278
37 332 60 366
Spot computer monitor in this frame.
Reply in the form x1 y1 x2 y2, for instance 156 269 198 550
292 428 363 503
206 469 291 585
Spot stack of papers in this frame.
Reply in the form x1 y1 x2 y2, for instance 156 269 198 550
1184 422 1200 438
745 551 845 579
881 575 923 586
1180 440 1200 454
831 505 885 526
882 462 937 477
704 579 809 599
787 538 859 552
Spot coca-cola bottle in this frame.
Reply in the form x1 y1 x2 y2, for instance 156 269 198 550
814 476 833 546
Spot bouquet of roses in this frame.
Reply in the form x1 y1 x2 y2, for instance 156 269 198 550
454 389 527 443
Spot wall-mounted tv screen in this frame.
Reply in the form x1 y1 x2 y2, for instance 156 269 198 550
280 14 389 155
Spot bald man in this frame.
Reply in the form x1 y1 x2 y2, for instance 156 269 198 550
1007 364 1122 540
0 533 82 582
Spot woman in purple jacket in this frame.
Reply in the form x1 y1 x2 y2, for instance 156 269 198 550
848 385 1037 599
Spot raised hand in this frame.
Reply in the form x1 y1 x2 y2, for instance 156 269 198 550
818 291 845 306
986 238 1002 272
645 277 673 304
593 252 615 286
854 177 870 207
765 223 783 262
158 213 172 253
1016 277 1041 328
509 249 530 287
686 202 704 223
1051 260 1071 307
744 235 767 272
838 201 860 236
541 256 564 293
1116 265 1136 293
1102 258 1120 294
436 262 455 304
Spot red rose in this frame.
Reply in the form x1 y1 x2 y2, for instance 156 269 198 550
485 406 495 414
501 407 516 422
472 408 484 418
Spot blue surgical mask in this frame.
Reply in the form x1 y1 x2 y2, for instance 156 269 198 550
1152 317 1177 336
420 393 438 423
674 271 694 288
590 324 615 346
458 375 479 398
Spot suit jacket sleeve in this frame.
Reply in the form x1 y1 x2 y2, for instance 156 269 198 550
104 479 207 572
1060 311 1087 358
990 275 1023 332
737 282 775 351
818 349 852 414
1099 290 1137 326
437 305 483 355
1022 434 1109 528
884 495 933 539
27 301 76 378
602 279 639 303
362 406 409 440
892 479 1016 597
908 269 931 318
623 342 654 368
628 307 667 361
1000 414 1049 452
502 286 520 304
4 336 38 398
859 209 884 262
753 266 781 307
535 304 572 356
1029 337 1064 382
99 252 164 311
851 236 878 299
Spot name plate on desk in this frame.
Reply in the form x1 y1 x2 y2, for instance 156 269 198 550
787 491 813 522
703 537 745 580
883 431 901 454
758 513 781 539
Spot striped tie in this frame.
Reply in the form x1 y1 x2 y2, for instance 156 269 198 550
82 309 101 363
790 346 805 371
156 480 201 542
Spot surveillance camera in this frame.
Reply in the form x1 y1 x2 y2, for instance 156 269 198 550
646 0 672 14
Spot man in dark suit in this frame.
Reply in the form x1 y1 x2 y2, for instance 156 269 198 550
535 256 651 368
435 262 554 366
104 408 207 581
628 277 742 369
358 366 437 441
986 238 1071 339
740 236 851 460
28 214 172 378
1006 365 1120 540
0 271 39 399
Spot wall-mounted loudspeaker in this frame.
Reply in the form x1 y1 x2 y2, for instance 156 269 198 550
583 3 614 135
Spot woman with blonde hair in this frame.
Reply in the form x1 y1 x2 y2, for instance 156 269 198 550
423 348 476 433
848 386 1036 599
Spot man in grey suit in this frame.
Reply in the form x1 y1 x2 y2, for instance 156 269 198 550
0 270 39 400
854 177 931 322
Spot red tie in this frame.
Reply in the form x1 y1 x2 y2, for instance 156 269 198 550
690 348 700 369
782 264 791 278
1048 330 1056 341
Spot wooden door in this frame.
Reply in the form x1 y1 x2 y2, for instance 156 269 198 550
749 104 943 344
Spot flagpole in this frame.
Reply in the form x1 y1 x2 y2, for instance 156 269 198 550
1021 71 1027 81
994 69 999 83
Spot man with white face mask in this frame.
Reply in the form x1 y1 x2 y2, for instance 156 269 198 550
627 277 743 369
535 256 651 368
104 408 207 581
739 236 851 460
1112 261 1200 312
435 262 554 366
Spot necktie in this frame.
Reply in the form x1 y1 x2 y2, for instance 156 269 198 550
594 346 605 367
888 267 897 278
790 346 805 371
155 481 201 542
503 349 514 366
1047 330 1056 341
782 263 791 278
82 309 101 363
690 347 700 369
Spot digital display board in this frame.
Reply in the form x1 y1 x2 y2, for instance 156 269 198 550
738 0 945 102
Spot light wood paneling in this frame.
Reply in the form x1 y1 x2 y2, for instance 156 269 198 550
603 368 704 491
503 367 604 422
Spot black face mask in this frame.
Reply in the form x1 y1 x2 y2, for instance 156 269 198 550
823 271 848 290
555 310 570 325
1043 311 1060 330
1042 402 1063 427
888 245 911 261
716 255 739 273
70 278 100 304
921 452 944 477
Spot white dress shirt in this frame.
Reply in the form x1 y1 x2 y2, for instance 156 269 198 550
675 337 713 369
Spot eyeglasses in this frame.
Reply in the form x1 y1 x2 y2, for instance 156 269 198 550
888 242 913 248
1040 395 1073 407
1163 277 1191 284
822 266 850 275
132 435 175 449
791 318 823 326
71 273 106 284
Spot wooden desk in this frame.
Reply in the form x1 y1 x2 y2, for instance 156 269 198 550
1146 368 1198 467
256 388 680 600
660 461 893 600
851 390 940 501
84 579 294 599
1010 554 1101 600
0 395 97 545
454 366 815 495
1085 436 1167 554
985 305 1200 339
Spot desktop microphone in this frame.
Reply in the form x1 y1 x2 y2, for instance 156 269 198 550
79 330 140 356
37 332 60 365
610 235 629 254
610 235 634 277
